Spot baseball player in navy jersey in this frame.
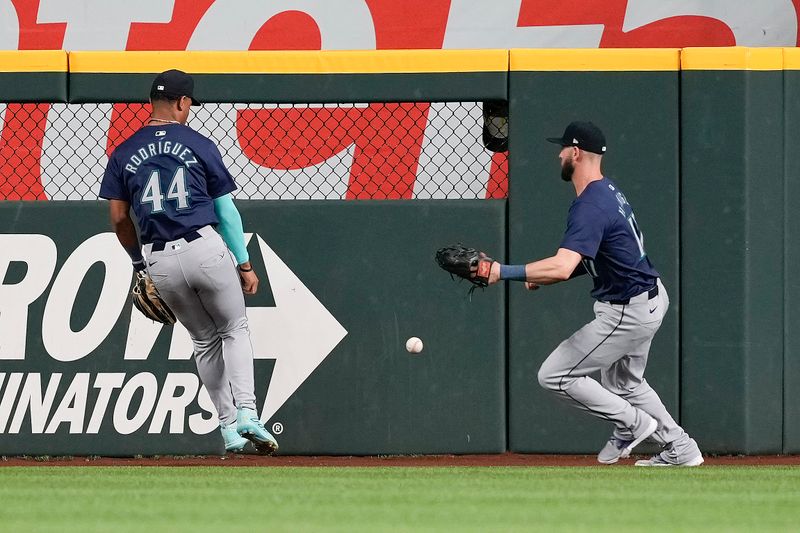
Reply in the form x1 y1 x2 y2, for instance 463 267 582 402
488 121 702 466
99 69 278 455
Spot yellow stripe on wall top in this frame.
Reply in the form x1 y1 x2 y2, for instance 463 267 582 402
681 47 783 71
68 50 509 75
8 48 792 75
510 49 680 72
0 50 68 73
782 47 800 70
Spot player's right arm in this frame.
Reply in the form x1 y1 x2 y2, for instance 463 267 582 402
108 199 145 271
488 200 600 287
488 247 582 286
525 248 584 284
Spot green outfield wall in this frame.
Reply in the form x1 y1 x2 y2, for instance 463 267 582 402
0 48 799 455
681 48 785 454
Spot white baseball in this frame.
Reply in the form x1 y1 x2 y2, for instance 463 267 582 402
405 336 424 354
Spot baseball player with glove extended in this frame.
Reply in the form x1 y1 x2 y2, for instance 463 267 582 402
437 122 702 466
100 69 278 455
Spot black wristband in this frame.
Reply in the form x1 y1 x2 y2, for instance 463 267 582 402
238 265 253 272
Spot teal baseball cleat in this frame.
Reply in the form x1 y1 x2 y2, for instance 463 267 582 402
237 407 279 455
221 422 248 453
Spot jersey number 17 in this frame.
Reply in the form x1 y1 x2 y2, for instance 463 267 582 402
627 212 646 259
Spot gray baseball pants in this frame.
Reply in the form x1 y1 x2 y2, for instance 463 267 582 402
538 279 689 446
144 225 256 426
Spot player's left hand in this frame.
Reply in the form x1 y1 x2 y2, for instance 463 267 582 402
525 281 540 291
487 261 501 285
239 269 259 295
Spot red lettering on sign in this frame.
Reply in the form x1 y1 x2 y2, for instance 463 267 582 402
486 152 508 200
0 104 48 199
602 16 735 48
237 103 429 199
250 11 322 50
12 0 66 50
106 104 150 155
518 0 736 47
519 0 628 28
367 0 451 48
126 0 215 51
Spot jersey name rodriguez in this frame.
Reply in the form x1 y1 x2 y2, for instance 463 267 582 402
124 140 200 174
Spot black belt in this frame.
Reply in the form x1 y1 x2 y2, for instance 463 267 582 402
607 285 658 306
149 230 202 252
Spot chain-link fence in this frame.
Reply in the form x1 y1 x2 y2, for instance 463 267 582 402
0 102 508 200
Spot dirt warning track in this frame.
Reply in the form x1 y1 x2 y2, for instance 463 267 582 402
1 453 798 467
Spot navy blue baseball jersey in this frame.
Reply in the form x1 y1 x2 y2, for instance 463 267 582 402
99 124 236 244
559 177 659 302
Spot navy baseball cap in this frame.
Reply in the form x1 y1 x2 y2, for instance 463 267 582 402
546 121 607 155
150 69 201 106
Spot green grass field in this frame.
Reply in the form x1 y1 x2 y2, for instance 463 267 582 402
0 466 798 532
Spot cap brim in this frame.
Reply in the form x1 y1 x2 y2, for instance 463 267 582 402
546 137 566 145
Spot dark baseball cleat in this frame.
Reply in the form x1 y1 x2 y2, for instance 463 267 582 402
236 407 279 455
252 440 279 455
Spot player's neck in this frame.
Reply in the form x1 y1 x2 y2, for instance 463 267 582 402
572 171 603 196
148 116 182 126
148 103 186 126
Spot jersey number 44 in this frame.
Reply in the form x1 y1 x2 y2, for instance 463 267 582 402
141 167 191 213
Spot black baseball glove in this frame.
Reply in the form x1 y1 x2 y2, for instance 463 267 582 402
435 244 494 293
131 270 177 325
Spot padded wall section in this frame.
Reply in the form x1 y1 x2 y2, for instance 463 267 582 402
67 50 508 103
680 47 784 454
783 49 800 454
0 51 67 102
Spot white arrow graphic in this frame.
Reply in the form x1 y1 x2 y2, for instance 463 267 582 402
246 235 348 422
123 233 347 423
